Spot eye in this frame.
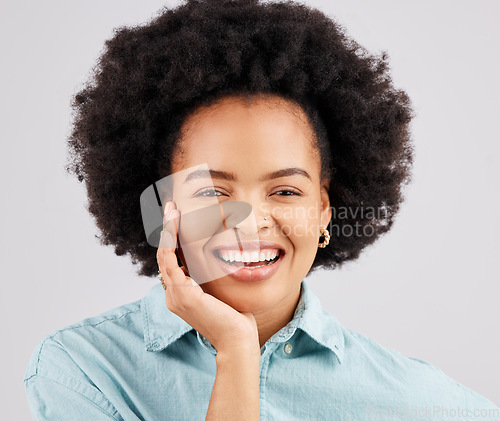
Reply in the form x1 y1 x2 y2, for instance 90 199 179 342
194 188 302 198
193 188 225 198
273 189 302 197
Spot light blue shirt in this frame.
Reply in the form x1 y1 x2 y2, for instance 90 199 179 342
24 280 500 420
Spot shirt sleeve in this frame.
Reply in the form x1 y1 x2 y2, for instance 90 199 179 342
409 356 500 420
24 337 123 421
454 382 500 421
25 375 122 421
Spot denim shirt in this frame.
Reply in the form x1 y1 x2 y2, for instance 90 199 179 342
24 280 500 420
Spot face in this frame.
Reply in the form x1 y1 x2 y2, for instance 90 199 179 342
169 94 331 313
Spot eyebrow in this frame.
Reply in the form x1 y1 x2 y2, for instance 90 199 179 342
183 167 312 184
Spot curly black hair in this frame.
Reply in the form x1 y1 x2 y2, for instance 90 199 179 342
65 0 414 278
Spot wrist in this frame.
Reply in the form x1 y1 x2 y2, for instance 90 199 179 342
216 344 261 365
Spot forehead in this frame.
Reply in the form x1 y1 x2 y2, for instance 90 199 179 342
172 94 320 175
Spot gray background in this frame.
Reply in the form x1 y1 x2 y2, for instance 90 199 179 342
1 0 499 419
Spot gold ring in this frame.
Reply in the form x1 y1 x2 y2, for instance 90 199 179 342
158 269 167 290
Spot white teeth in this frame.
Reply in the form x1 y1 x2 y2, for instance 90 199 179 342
218 249 280 263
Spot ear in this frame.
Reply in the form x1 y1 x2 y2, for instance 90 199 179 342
319 181 332 228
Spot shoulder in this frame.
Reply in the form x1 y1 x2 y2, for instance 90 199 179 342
341 327 500 418
23 299 144 420
24 297 142 383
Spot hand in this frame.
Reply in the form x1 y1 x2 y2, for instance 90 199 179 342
156 201 260 355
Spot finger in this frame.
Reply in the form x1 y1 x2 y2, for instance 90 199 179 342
159 225 177 250
159 204 178 250
157 203 179 288
158 206 200 314
166 208 179 246
159 246 200 317
160 239 186 287
158 208 190 288
162 201 175 231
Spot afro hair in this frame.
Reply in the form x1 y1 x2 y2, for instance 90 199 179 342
65 0 415 278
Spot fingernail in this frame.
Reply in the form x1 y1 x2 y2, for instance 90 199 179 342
163 202 174 216
164 209 174 221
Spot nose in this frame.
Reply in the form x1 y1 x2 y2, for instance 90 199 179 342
232 198 272 235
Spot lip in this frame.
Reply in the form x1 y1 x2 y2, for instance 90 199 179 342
213 249 285 283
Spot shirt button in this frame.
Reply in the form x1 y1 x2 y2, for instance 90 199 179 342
284 343 293 354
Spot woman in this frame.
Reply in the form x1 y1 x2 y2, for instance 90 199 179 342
24 0 500 420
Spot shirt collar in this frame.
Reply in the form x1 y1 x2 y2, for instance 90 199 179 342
141 279 344 364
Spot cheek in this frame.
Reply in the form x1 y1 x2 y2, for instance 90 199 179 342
277 212 320 275
274 203 322 249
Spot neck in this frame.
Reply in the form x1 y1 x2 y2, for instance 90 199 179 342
252 283 302 349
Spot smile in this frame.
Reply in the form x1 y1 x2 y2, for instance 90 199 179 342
214 249 282 269
210 243 286 283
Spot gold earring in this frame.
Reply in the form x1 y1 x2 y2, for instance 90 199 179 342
318 226 330 248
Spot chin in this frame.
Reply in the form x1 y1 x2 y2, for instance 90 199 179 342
201 279 278 313
228 299 271 313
